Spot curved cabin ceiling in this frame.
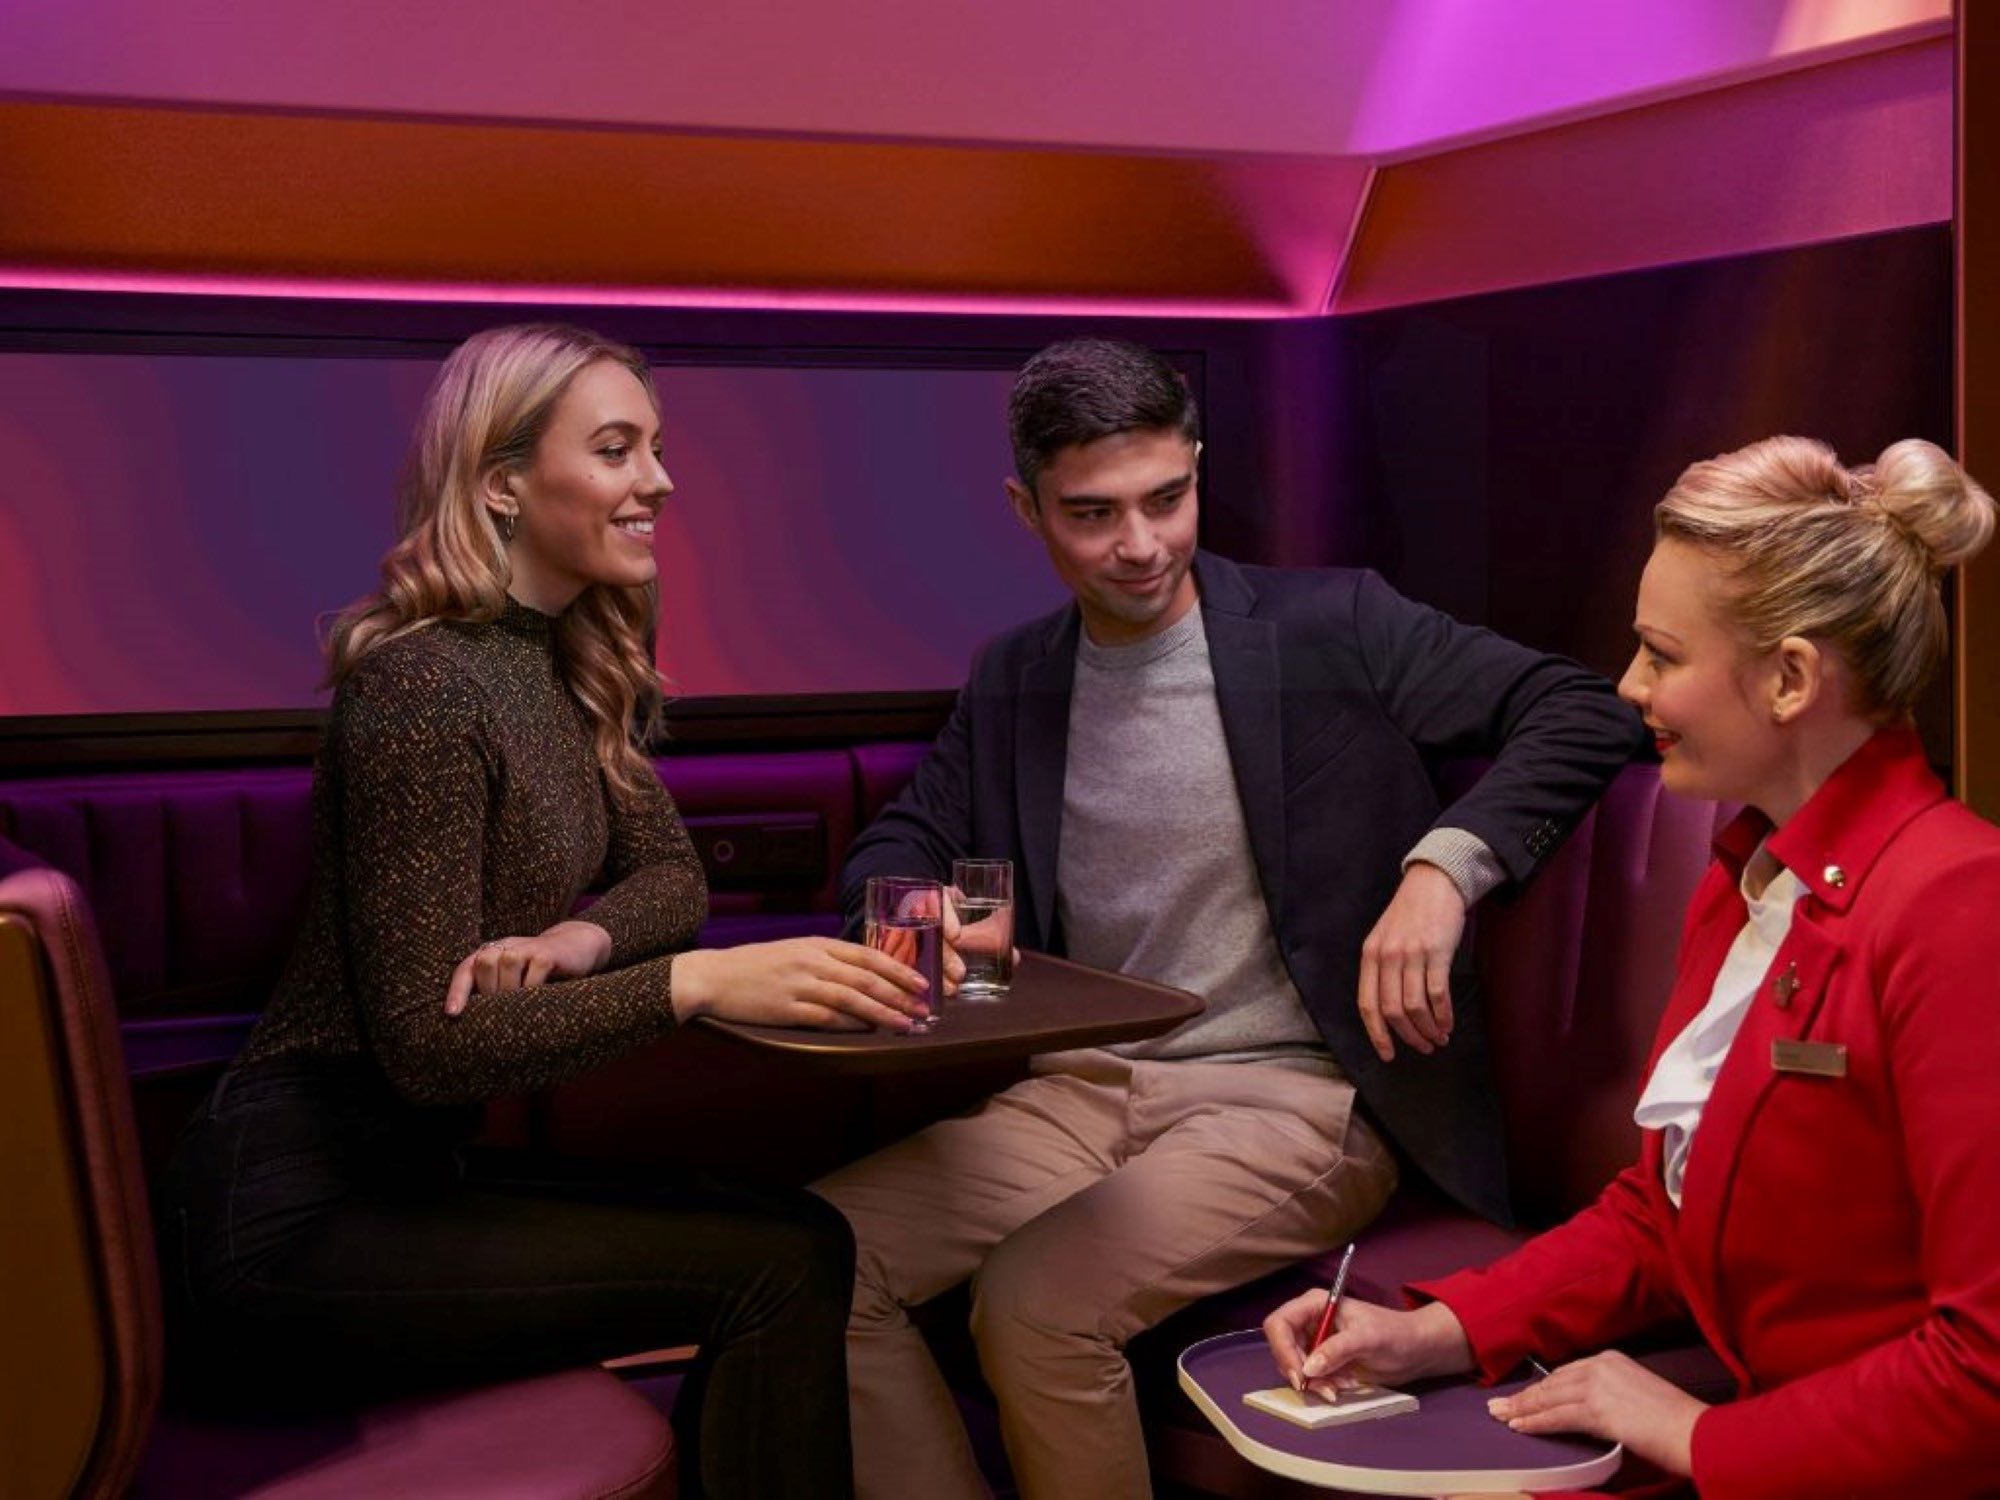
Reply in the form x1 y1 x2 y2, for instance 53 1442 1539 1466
0 0 1955 316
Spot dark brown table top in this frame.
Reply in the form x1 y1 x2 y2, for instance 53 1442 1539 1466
697 951 1204 1074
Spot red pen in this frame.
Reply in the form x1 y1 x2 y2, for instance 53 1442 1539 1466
1308 1241 1358 1353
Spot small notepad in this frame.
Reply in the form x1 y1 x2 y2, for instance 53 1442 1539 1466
1243 1384 1419 1429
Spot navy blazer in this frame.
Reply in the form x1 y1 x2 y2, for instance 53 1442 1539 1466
842 552 1644 1222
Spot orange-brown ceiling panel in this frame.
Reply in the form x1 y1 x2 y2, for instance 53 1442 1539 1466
0 102 1368 313
1337 38 1950 313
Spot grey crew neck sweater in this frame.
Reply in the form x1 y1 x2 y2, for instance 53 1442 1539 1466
1056 606 1336 1070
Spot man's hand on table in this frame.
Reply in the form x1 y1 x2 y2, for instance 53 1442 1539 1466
937 888 966 997
1357 862 1467 1060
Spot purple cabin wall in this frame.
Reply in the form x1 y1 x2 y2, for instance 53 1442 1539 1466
1314 226 1954 669
0 224 1955 741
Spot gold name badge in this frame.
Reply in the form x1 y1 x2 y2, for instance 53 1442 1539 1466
1772 1039 1848 1078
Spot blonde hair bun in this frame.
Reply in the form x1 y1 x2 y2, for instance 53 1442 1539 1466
1655 435 1993 719
1867 438 1997 573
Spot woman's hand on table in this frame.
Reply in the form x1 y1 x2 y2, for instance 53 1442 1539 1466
444 919 612 1015
1263 1292 1474 1398
668 937 933 1031
1486 1350 1702 1478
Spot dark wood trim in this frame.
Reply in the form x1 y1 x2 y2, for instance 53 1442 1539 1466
0 692 955 774
654 690 955 749
0 286 1221 374
0 710 327 774
1958 6 2000 817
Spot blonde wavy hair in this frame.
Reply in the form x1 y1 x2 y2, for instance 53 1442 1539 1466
326 323 664 803
1656 436 1996 719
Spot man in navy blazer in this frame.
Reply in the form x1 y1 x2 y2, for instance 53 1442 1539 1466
815 339 1643 1500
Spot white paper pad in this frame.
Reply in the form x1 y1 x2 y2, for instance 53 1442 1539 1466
1243 1384 1419 1428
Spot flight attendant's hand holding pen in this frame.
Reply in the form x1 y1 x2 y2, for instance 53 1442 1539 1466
1307 1242 1358 1358
1261 1242 1478 1398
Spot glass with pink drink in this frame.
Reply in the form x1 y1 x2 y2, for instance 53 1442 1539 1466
864 876 945 1032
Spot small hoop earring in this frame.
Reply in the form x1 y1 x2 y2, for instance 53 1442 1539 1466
497 511 517 544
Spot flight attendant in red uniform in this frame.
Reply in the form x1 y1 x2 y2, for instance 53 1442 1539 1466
1262 435 2000 1498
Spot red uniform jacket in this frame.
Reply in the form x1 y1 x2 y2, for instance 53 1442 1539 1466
1416 729 2000 1498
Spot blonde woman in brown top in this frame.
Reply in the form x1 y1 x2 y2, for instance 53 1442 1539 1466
163 325 931 1500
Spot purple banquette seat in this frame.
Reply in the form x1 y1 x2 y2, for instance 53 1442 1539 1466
0 735 1735 1498
0 767 317 1076
1480 762 1733 1229
0 838 678 1499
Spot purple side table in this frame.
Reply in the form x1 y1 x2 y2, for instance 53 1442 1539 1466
1179 1330 1621 1495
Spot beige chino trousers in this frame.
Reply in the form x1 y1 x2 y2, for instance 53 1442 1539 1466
813 1048 1398 1500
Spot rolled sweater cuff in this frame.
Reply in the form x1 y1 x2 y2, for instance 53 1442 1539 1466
1403 827 1507 907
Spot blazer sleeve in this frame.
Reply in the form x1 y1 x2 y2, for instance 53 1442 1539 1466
334 654 680 1107
1688 850 2000 1499
1350 569 1646 887
838 657 982 935
1409 1161 1689 1380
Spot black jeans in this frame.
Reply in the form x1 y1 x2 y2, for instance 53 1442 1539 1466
161 1058 855 1500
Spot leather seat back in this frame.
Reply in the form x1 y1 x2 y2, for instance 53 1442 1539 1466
1472 764 1730 1223
0 838 162 1499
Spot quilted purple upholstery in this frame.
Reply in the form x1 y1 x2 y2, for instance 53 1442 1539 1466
1478 764 1732 1225
0 767 315 1021
853 740 933 825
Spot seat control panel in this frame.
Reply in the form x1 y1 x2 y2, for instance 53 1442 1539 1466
683 814 825 888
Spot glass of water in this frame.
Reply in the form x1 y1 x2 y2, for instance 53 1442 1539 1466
950 858 1015 1000
864 876 945 1032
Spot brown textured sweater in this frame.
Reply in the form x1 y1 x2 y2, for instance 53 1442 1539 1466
235 599 705 1106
